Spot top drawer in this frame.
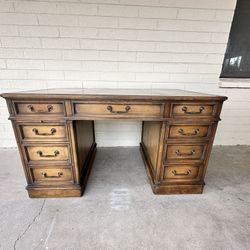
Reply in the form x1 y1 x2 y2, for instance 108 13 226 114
171 103 216 117
73 102 163 119
13 101 65 116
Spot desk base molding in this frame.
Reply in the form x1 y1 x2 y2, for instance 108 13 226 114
27 186 82 198
152 184 204 195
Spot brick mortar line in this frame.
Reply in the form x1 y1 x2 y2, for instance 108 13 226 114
0 50 225 55
0 38 228 46
0 12 233 23
2 59 224 66
1 68 221 74
0 79 221 84
9 0 236 12
0 37 228 44
1 61 223 66
0 24 231 35
0 47 227 54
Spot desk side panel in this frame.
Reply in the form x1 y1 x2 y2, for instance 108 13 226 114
73 120 96 188
141 121 162 177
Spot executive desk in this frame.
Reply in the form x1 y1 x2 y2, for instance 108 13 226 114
1 88 227 198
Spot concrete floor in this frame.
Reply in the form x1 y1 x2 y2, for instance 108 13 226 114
0 146 250 250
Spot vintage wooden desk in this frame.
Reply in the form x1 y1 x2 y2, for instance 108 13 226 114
1 88 227 198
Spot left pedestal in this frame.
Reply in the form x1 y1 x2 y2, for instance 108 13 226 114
14 119 96 198
7 98 96 198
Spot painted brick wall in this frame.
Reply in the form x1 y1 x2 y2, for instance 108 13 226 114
0 0 249 147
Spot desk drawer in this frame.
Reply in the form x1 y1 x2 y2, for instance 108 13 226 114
14 102 65 116
24 145 71 164
74 103 162 119
19 124 67 142
163 165 201 181
171 103 215 117
168 125 210 139
164 144 206 163
30 167 73 185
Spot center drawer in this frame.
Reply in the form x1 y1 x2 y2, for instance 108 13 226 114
73 102 163 119
24 145 71 165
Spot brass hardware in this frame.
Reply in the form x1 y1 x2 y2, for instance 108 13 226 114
182 106 204 114
32 128 56 136
27 104 53 113
178 128 200 136
41 171 63 178
172 169 191 176
176 149 195 156
36 150 60 158
107 105 131 114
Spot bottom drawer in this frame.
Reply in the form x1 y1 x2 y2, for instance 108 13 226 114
30 167 74 185
163 165 201 182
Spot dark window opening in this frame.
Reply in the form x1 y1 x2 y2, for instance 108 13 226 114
220 0 250 78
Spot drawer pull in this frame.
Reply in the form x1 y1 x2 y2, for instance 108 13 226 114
176 149 195 156
182 106 204 114
107 105 131 114
172 170 191 176
32 128 56 136
27 104 53 113
41 171 63 178
178 128 200 136
37 150 60 158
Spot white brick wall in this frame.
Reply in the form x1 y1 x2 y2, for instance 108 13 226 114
1 0 249 147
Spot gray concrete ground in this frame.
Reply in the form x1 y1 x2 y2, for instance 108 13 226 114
0 146 250 250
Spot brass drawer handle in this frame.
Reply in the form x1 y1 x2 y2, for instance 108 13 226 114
178 128 200 136
32 128 56 136
41 171 63 178
27 104 53 113
176 149 195 156
172 170 191 176
182 106 204 114
107 105 131 114
37 150 60 158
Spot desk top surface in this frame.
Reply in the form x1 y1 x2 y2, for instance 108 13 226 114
1 88 227 101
